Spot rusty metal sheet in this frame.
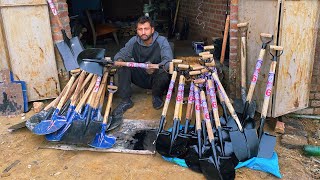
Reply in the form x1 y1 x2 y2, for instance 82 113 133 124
238 0 279 116
272 0 320 117
0 0 46 6
0 3 60 101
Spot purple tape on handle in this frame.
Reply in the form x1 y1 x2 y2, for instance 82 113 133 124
165 79 175 102
251 59 263 85
126 62 149 69
187 82 195 104
207 80 218 111
194 86 201 114
176 83 185 103
264 72 275 98
200 94 211 122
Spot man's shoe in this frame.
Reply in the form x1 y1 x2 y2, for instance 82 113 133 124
152 96 164 110
112 98 134 117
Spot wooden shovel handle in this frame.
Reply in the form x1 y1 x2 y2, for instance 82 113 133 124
75 75 98 112
114 61 159 69
212 73 243 131
260 33 273 38
103 84 118 124
177 64 189 69
261 61 277 118
56 76 76 110
88 76 102 107
194 86 202 131
162 71 177 116
172 59 183 63
80 73 94 90
199 51 210 56
220 14 230 64
246 48 267 102
189 70 201 76
173 75 185 119
205 62 215 67
237 22 249 28
207 79 221 128
202 54 214 59
70 71 87 105
240 36 247 102
93 71 109 109
200 91 214 142
46 0 64 30
44 83 69 111
190 66 204 71
185 83 194 120
203 45 214 50
270 45 284 51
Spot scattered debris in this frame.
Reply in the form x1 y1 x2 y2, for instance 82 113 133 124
275 121 285 134
33 102 44 113
281 134 308 149
2 160 20 173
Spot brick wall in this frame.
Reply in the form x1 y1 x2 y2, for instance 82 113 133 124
178 0 228 40
295 22 320 115
49 0 71 43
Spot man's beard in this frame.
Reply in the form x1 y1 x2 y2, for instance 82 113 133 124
139 33 153 41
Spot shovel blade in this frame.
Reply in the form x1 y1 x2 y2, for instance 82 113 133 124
244 128 259 158
32 118 66 135
170 134 190 158
257 133 276 158
219 156 236 180
77 48 105 76
184 145 202 173
70 37 84 57
88 124 116 149
199 156 222 180
155 131 172 157
56 41 79 71
229 131 249 161
26 107 54 131
234 99 256 119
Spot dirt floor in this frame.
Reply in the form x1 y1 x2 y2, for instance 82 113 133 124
0 84 320 180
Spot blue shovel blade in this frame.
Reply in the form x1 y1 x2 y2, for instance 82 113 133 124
88 125 116 149
45 112 80 141
32 117 67 135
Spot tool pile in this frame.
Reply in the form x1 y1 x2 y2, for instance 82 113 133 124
155 44 284 179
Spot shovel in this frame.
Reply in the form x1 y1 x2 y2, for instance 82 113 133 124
184 85 203 173
88 82 117 149
45 74 97 141
32 75 77 135
199 91 235 180
156 75 185 157
234 33 274 124
47 0 83 71
257 45 283 158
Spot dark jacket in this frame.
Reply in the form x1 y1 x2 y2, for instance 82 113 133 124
114 31 173 69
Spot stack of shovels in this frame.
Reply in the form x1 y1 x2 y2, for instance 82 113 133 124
154 44 284 179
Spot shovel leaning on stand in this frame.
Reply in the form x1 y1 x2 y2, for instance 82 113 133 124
257 45 283 158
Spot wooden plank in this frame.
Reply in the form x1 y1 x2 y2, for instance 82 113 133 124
0 4 60 101
0 10 10 72
0 0 46 6
272 0 320 117
238 0 279 116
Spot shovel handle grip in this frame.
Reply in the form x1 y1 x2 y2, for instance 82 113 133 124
270 45 284 51
75 75 98 112
260 33 273 38
205 62 216 67
172 59 183 63
189 70 201 76
199 51 210 56
237 22 249 28
190 65 204 71
162 71 177 116
177 64 190 69
201 54 214 59
203 45 214 50
194 86 202 131
173 75 185 119
212 73 243 131
200 91 214 142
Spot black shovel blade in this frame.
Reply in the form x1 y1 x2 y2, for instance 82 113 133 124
226 116 239 131
257 133 276 158
219 156 236 180
26 107 54 131
70 37 84 58
229 130 249 161
155 131 172 157
185 145 202 173
234 99 256 119
170 133 190 158
56 42 79 71
243 117 256 129
199 156 222 180
77 48 105 76
244 128 259 158
106 115 123 132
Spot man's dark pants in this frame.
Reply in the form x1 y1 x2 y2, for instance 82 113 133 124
117 67 170 99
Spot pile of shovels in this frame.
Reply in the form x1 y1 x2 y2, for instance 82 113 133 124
154 44 284 179
27 68 118 149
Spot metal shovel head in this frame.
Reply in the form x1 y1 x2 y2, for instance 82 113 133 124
229 130 249 161
219 156 236 180
26 107 54 131
56 41 79 71
106 115 123 132
184 145 202 173
88 124 116 149
219 116 227 126
45 110 78 142
155 130 172 157
257 133 276 158
234 99 256 119
243 117 256 129
70 36 84 58
226 116 239 131
77 48 105 76
32 116 67 135
199 156 222 180
170 133 191 158
244 128 259 158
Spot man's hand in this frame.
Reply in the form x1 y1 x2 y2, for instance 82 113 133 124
145 61 156 74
